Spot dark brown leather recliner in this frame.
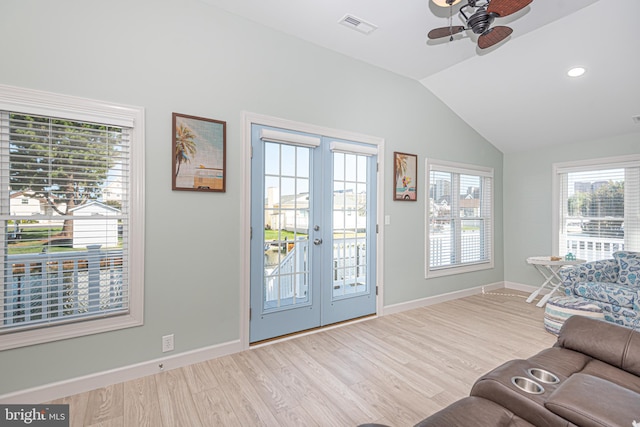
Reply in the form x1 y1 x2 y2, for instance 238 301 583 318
415 316 640 427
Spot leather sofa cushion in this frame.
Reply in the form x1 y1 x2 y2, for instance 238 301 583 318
626 324 640 375
556 316 640 376
545 373 640 427
579 359 640 394
414 396 536 427
527 347 591 378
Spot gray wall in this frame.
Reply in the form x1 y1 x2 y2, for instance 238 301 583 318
503 133 639 287
0 0 503 395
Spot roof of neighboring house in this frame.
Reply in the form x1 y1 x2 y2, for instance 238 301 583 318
9 191 30 199
69 201 121 213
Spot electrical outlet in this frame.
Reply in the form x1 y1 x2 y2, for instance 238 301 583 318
162 334 174 353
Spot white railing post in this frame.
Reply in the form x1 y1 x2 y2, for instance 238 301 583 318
86 245 102 313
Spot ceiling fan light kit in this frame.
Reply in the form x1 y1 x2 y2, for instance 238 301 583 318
428 0 533 49
432 0 463 7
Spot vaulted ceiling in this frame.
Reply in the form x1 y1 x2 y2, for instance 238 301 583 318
201 0 640 153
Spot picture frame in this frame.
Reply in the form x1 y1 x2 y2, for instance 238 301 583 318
172 112 226 192
393 152 417 201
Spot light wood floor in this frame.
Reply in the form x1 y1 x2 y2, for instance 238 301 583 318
49 290 556 426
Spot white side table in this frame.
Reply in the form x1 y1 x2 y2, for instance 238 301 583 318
526 256 586 307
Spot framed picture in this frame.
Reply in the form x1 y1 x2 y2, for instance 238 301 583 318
393 152 417 201
172 113 226 192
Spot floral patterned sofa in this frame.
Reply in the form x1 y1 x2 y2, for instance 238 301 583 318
560 251 640 327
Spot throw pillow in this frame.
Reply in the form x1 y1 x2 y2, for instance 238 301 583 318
613 251 640 286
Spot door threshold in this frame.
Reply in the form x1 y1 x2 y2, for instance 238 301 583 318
249 313 377 348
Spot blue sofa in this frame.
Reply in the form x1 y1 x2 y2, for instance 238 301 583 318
560 251 640 327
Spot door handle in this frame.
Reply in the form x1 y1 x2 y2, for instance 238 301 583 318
313 238 323 245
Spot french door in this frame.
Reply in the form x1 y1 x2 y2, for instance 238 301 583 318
250 124 377 343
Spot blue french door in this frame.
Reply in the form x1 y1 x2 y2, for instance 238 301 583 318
250 124 377 343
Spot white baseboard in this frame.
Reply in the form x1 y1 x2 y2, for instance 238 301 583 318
0 339 243 404
382 281 505 315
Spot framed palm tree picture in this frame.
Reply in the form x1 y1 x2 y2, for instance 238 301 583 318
172 112 226 192
393 152 417 201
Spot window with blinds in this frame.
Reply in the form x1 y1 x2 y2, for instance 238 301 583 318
554 155 640 262
425 159 494 277
0 84 144 349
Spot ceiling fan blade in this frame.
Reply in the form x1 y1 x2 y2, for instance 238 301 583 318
477 25 513 49
487 0 532 17
428 26 465 39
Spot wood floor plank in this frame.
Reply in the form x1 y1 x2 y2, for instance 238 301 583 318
180 360 220 394
123 376 163 427
233 348 301 413
296 393 364 427
83 383 123 426
329 326 445 398
349 379 436 426
272 404 321 427
276 338 383 423
191 387 242 426
49 392 89 427
207 356 281 426
86 416 123 427
155 368 203 427
292 332 368 386
45 291 555 426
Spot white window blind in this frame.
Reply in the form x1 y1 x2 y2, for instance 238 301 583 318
554 155 640 261
260 128 321 147
329 141 378 156
0 84 144 349
425 159 494 277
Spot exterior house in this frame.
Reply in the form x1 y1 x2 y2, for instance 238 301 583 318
9 192 42 216
264 187 367 234
102 178 124 205
9 191 69 217
69 201 121 249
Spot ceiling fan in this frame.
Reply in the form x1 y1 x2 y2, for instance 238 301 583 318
428 0 533 49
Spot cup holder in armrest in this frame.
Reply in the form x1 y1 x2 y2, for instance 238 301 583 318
527 368 560 384
511 376 545 394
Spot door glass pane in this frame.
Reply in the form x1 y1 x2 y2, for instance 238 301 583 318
263 142 310 311
332 152 368 299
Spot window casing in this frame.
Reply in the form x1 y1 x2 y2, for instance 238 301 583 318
553 155 640 262
425 159 494 277
0 84 144 350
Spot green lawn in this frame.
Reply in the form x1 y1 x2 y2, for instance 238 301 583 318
264 229 305 241
263 229 365 242
7 226 117 255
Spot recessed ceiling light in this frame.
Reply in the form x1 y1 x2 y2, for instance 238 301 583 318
567 67 586 78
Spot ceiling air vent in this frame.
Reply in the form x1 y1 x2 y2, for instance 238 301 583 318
338 14 378 35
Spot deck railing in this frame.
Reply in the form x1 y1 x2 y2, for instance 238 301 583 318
564 235 625 261
430 231 625 266
264 237 367 305
3 246 124 328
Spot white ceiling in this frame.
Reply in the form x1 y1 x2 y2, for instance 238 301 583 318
201 0 640 153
